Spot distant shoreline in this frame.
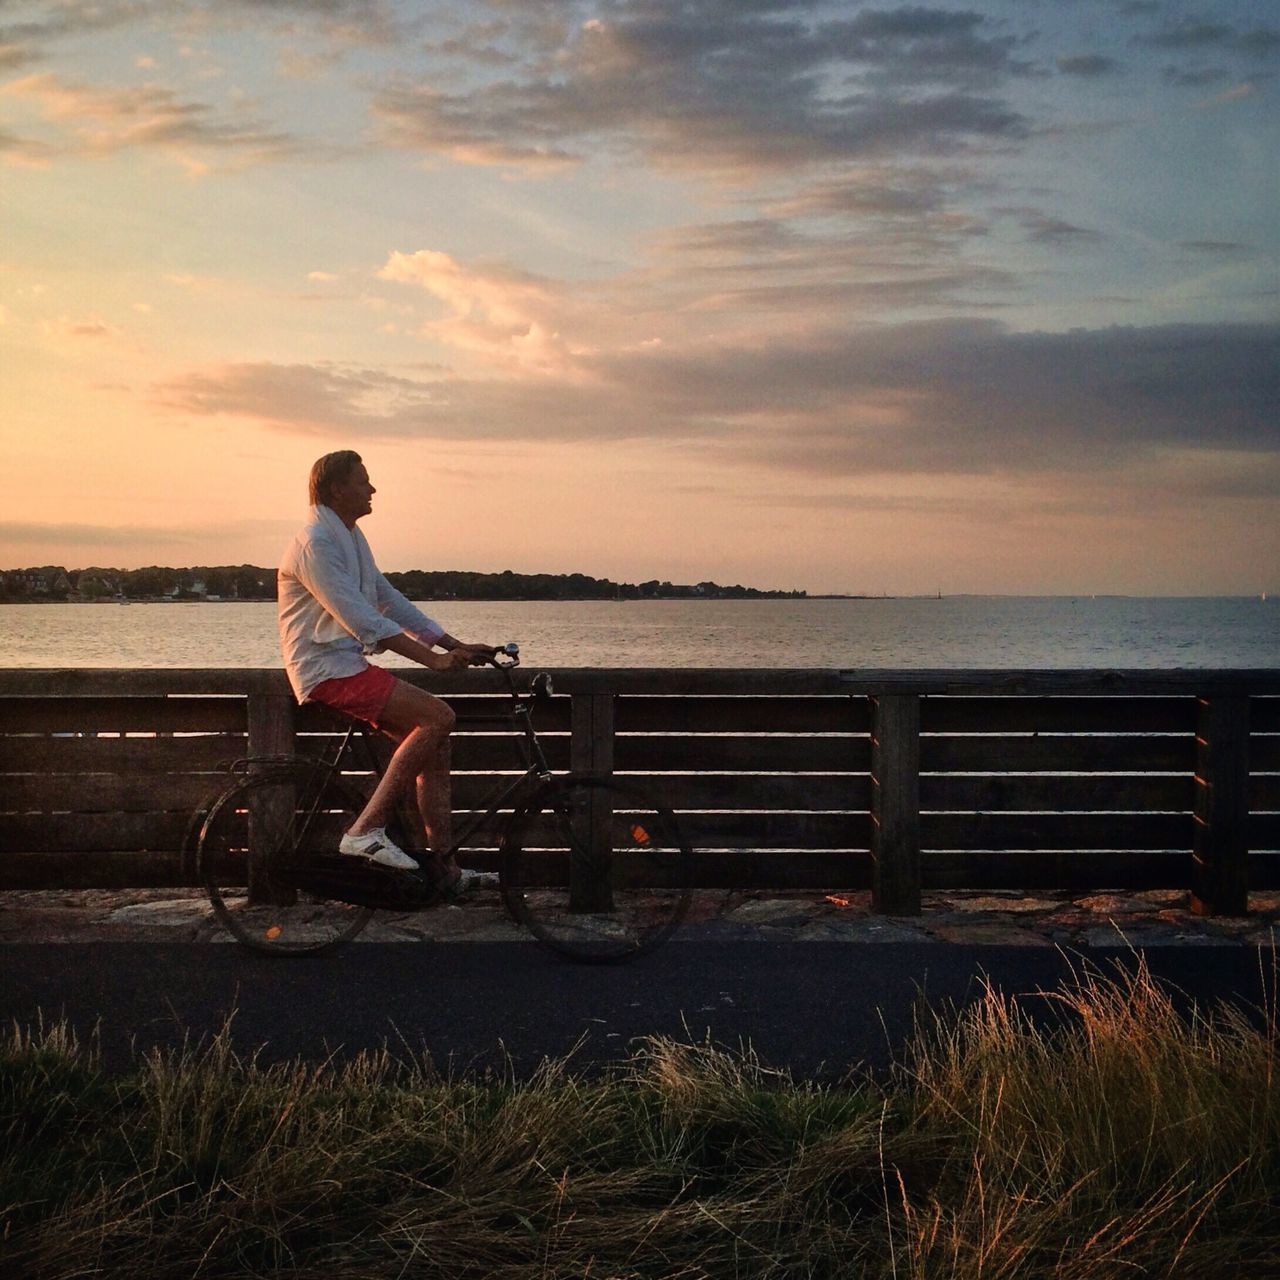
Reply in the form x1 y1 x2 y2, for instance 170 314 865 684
0 594 868 605
1 565 812 604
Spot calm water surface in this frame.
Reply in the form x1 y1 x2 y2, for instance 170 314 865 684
0 597 1275 669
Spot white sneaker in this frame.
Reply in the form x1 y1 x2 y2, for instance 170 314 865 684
434 865 501 901
339 828 419 871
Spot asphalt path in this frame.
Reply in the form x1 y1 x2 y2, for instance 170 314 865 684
3 942 1275 1079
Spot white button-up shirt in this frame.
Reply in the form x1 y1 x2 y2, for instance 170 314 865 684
277 506 443 702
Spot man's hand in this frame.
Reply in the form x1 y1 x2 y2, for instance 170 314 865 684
380 633 472 671
428 648 473 672
382 632 499 672
452 643 499 667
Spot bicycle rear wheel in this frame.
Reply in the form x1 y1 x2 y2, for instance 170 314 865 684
198 765 375 956
500 775 692 962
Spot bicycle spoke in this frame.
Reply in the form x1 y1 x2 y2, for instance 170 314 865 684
501 777 692 962
200 767 375 955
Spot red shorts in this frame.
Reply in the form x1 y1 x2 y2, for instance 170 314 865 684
309 665 398 728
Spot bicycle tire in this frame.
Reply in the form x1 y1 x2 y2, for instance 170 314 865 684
499 775 693 962
198 764 376 956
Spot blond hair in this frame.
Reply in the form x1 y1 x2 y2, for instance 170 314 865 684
308 450 363 507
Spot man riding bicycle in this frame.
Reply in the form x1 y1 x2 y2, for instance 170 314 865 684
278 449 496 897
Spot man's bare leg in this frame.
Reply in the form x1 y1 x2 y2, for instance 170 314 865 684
348 682 456 882
414 735 451 854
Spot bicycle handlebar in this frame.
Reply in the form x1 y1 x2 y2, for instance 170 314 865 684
488 641 520 669
482 643 555 702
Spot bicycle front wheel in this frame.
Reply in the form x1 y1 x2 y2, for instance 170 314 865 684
198 765 375 956
500 775 693 962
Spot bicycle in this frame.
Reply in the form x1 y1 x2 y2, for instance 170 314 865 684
194 646 693 962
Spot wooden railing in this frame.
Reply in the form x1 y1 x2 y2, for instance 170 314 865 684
1 668 1277 914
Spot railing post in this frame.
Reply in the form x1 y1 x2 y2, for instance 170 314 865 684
1190 695 1250 916
246 692 296 903
871 694 921 915
570 688 615 912
247 690 295 759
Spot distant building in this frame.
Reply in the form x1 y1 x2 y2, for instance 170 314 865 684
25 565 73 593
75 570 121 599
11 566 73 597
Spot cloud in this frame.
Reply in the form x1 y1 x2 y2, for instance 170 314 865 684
636 216 1016 316
0 516 295 548
1000 209 1104 244
371 1 1030 177
1162 65 1230 88
1139 15 1280 88
4 0 405 48
43 315 119 339
664 320 1280 475
221 0 389 13
1056 54 1120 77
767 166 960 219
1202 80 1265 104
378 248 575 372
653 209 988 272
163 271 220 287
152 320 1280 494
1145 21 1235 51
1236 28 1280 57
823 7 1033 88
0 70 307 168
1141 19 1280 55
0 123 55 165
373 230 1022 382
217 0 408 42
154 362 440 436
0 1 158 43
0 40 38 69
152 359 676 442
1179 239 1252 256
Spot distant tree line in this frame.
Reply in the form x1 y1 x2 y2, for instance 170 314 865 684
0 565 276 602
0 565 805 603
384 569 806 601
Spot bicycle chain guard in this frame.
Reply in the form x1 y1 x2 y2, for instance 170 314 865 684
288 857 439 911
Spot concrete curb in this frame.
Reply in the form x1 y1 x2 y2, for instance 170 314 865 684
3 887 1278 948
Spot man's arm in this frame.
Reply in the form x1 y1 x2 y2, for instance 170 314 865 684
373 572 495 660
376 631 472 671
436 633 499 660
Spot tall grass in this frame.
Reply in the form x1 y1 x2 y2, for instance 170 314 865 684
3 955 1277 1279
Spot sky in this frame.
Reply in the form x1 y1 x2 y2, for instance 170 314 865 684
0 0 1277 596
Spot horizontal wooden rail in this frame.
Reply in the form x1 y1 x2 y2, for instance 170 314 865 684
1 668 1276 913
4 668 1280 697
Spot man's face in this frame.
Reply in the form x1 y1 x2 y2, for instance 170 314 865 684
329 463 376 525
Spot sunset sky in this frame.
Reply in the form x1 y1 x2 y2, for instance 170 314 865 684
1 0 1276 596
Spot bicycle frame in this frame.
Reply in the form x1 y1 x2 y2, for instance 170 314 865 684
197 655 691 958
440 677 555 855
226 657 556 865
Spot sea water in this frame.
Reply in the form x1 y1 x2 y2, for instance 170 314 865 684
0 596 1274 669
